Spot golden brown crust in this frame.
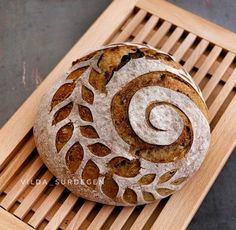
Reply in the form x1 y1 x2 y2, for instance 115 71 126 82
110 72 207 163
34 42 210 206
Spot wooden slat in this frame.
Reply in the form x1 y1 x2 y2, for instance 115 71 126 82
0 137 35 192
44 193 78 230
0 0 138 171
173 33 197 62
161 27 184 53
130 202 159 230
133 15 159 43
0 0 236 229
150 96 236 230
183 39 209 72
13 170 53 219
87 205 114 230
66 201 96 230
109 207 135 230
209 68 236 122
28 185 65 228
148 21 172 47
0 157 43 211
0 207 33 230
193 46 222 85
202 52 235 99
113 9 147 42
136 0 236 53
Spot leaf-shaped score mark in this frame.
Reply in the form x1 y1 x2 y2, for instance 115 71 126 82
143 191 155 202
52 102 73 125
157 188 175 197
78 104 93 122
66 66 88 81
81 85 94 104
80 125 99 138
88 143 111 157
108 157 140 177
88 69 107 93
170 177 188 185
138 174 156 185
102 175 119 199
82 160 99 190
65 142 84 173
158 169 178 184
51 83 75 110
123 188 137 204
56 123 74 152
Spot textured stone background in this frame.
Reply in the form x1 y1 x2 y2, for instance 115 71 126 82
0 0 235 229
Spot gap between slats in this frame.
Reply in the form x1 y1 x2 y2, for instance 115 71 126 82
44 193 78 230
0 137 35 193
174 33 197 62
87 205 114 230
0 9 236 230
0 157 43 211
90 30 220 230
28 185 65 228
13 170 53 220
133 15 159 43
109 207 135 230
194 46 222 85
202 52 235 99
161 27 184 53
147 21 172 47
130 202 160 230
66 201 95 230
113 9 147 43
209 68 236 122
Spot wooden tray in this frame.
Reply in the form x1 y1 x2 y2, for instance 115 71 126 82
1 0 236 229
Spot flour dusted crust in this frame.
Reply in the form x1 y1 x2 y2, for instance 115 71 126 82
34 43 211 206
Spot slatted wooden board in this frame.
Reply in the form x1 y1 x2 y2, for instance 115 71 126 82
1 0 236 229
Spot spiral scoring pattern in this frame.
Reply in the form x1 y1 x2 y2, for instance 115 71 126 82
34 43 211 206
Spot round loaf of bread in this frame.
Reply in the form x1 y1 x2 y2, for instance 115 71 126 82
34 43 210 206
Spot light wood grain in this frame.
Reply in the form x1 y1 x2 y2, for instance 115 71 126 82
13 170 53 219
44 193 78 230
174 33 197 62
114 9 147 42
148 21 172 47
0 157 43 211
66 201 96 230
161 27 184 53
209 68 236 122
87 205 114 230
109 207 135 230
0 0 139 171
150 95 236 230
0 137 35 192
202 52 235 99
0 0 236 229
183 39 209 72
137 0 236 53
193 46 222 85
130 202 160 230
133 15 159 43
0 207 33 230
28 185 65 228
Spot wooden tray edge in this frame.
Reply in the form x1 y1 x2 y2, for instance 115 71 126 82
137 0 236 54
0 207 33 230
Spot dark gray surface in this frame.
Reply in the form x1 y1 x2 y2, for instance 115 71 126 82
0 0 111 126
0 0 235 229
